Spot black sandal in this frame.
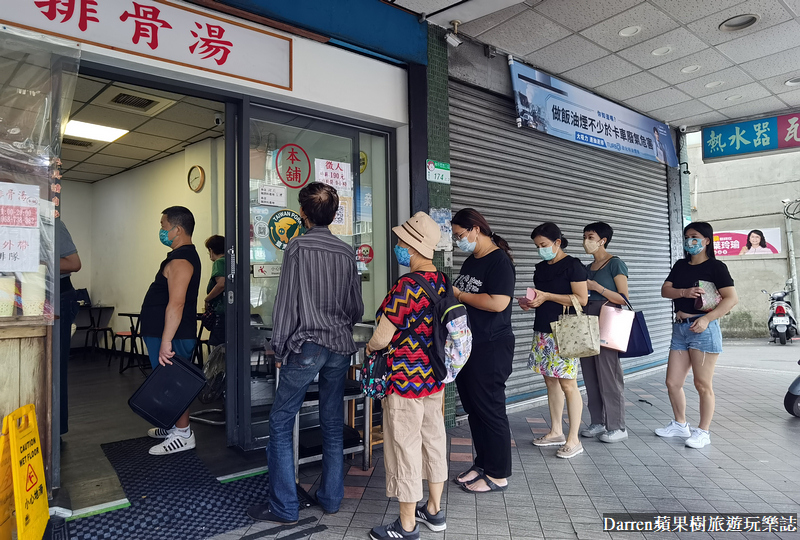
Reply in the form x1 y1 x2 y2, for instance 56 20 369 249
460 473 508 494
453 465 483 486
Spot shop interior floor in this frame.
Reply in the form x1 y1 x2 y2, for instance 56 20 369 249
61 349 266 510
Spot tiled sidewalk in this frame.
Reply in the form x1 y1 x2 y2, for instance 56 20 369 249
210 350 800 540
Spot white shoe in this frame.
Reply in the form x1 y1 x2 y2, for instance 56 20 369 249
654 420 691 438
149 432 196 455
685 428 711 449
598 429 628 443
580 423 606 438
148 427 173 439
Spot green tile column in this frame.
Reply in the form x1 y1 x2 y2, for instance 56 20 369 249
427 25 456 428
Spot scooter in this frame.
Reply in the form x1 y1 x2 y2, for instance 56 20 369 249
786 360 800 417
763 281 798 345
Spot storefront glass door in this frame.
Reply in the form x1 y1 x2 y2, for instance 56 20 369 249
237 106 389 449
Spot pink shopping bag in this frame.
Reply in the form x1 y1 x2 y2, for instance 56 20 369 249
598 303 635 352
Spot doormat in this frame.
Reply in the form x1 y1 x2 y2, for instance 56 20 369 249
67 437 277 540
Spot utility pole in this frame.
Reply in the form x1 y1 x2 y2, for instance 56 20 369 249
783 199 800 311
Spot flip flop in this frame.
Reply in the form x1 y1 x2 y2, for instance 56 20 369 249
453 465 483 486
460 473 508 494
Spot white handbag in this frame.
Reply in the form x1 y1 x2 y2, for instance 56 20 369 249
599 301 635 352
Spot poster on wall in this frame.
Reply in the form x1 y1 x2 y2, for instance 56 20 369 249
330 197 353 237
315 159 353 195
713 228 781 256
508 60 678 167
429 208 453 252
0 183 40 272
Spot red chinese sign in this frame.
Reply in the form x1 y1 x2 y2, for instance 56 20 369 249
778 114 800 149
3 0 291 90
276 144 311 189
356 244 374 264
0 185 39 228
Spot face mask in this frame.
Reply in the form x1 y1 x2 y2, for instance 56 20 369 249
583 239 602 254
684 238 704 255
394 245 411 267
160 227 175 247
455 229 476 254
538 245 557 261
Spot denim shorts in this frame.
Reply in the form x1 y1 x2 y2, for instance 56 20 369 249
670 318 723 354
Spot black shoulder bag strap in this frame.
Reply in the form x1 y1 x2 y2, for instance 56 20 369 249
400 272 443 341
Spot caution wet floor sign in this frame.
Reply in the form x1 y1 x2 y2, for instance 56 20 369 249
1 404 48 540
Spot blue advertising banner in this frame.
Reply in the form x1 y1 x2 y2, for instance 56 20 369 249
509 60 678 167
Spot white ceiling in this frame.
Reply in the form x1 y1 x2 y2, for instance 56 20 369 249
62 75 224 183
392 0 800 130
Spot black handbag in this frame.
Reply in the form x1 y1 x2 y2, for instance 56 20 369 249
618 295 654 358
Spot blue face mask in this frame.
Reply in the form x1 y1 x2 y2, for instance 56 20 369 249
455 229 476 254
684 238 704 255
394 245 411 267
160 227 176 247
538 245 557 261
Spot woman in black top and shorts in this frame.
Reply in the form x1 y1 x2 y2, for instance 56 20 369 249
657 222 738 449
451 208 516 493
521 222 588 459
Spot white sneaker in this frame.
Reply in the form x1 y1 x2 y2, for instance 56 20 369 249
149 432 196 455
598 429 628 443
685 428 711 449
654 420 691 438
148 427 174 439
580 423 606 438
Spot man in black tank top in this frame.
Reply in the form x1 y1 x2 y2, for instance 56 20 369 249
140 206 202 456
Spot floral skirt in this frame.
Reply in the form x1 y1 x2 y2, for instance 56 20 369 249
527 331 579 379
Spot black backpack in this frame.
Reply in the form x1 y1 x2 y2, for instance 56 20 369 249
403 272 473 383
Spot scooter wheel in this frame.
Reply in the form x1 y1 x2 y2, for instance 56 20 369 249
779 331 787 345
785 392 800 417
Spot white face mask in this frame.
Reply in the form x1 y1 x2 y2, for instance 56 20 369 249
583 239 603 254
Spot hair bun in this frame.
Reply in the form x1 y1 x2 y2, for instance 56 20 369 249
561 235 569 249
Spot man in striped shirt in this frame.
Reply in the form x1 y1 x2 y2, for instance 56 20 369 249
248 182 363 525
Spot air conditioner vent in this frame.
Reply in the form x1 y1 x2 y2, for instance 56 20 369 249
91 85 177 117
62 138 93 148
110 93 156 110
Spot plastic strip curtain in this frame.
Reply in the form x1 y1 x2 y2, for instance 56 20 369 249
0 28 79 323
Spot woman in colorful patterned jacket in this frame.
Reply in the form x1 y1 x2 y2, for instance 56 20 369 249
366 212 448 540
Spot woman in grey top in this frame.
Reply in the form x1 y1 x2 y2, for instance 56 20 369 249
580 222 629 443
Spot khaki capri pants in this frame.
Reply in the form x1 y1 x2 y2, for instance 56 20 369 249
382 390 448 503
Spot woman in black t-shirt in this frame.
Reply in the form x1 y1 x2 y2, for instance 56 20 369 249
451 208 516 493
520 222 588 459
657 222 738 450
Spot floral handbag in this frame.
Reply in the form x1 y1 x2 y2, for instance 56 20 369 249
550 295 601 358
694 280 722 312
360 349 390 400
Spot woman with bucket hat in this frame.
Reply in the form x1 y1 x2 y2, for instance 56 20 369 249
367 212 449 540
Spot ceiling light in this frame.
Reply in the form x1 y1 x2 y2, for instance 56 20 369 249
725 95 743 101
681 65 701 74
618 26 641 37
719 13 760 32
651 47 672 56
64 120 128 142
785 76 800 86
705 81 725 88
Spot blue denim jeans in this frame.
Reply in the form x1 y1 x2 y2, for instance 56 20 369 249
268 341 350 521
59 286 80 435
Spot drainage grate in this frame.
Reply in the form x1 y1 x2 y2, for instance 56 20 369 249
110 93 156 110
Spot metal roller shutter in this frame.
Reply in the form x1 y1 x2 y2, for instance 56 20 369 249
449 80 673 408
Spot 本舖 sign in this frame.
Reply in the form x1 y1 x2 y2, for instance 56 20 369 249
276 144 311 189
714 228 781 257
702 113 800 161
0 0 292 90
426 160 450 184
509 60 678 167
0 183 40 273
1 405 48 540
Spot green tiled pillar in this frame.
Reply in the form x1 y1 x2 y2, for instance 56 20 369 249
427 25 456 428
